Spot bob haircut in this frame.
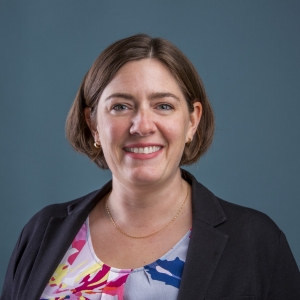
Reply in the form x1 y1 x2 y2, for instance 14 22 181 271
66 34 214 169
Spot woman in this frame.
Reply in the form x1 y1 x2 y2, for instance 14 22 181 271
1 34 300 299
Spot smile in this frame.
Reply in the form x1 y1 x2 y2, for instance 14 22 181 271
124 146 162 154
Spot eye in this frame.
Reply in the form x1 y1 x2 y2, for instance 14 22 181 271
112 104 129 111
156 103 173 110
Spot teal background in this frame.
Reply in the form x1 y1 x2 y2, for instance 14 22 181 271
1 0 299 290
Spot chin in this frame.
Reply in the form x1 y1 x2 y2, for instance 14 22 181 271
124 166 165 186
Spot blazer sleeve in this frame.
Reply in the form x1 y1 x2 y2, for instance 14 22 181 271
266 230 300 299
0 204 56 300
1 227 25 300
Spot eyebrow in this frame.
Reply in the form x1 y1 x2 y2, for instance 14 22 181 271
149 92 180 101
105 93 134 101
105 92 180 101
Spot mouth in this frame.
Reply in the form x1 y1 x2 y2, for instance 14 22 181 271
123 146 162 154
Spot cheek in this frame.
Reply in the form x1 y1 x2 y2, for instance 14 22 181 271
98 117 129 145
163 117 189 140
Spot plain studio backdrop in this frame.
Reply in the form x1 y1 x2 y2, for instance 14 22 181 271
0 0 299 291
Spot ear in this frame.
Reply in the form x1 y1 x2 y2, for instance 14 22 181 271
84 107 99 141
187 101 202 142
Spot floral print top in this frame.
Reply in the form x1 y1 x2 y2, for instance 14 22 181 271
40 218 191 300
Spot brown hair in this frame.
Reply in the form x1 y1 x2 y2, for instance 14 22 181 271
66 34 214 169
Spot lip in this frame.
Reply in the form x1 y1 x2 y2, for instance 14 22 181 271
123 143 164 148
123 143 164 160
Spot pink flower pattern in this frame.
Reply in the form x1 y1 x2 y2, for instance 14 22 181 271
40 221 190 300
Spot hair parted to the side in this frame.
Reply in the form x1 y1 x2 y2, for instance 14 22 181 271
66 33 214 169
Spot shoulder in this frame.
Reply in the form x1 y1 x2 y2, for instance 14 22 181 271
215 197 283 259
17 180 112 247
185 167 281 238
19 188 103 243
186 168 282 245
217 197 280 235
218 197 280 232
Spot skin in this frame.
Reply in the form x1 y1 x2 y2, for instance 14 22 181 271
85 58 202 268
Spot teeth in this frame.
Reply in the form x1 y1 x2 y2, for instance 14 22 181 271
125 146 161 154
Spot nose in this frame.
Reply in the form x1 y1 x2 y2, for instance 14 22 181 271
129 108 156 136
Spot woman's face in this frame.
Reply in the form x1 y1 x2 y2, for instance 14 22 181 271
92 58 201 186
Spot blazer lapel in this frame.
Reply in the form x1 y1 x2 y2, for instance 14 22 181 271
177 221 228 299
178 170 228 299
21 212 88 300
21 182 112 300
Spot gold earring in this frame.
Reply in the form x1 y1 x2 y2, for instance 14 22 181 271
94 142 101 149
186 138 192 146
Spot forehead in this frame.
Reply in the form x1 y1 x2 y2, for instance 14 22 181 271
101 58 184 97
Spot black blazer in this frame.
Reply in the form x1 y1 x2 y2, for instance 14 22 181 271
1 170 300 299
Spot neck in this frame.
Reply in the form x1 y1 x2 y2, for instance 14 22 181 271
105 168 190 231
